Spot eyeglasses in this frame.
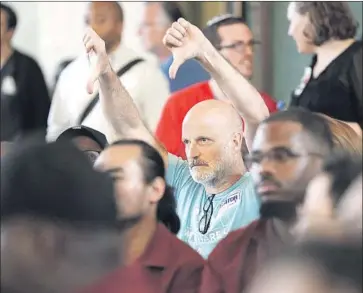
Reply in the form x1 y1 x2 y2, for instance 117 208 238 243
199 194 216 234
244 147 324 168
217 40 261 53
84 150 101 163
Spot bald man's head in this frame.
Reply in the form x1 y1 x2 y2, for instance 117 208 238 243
182 100 244 188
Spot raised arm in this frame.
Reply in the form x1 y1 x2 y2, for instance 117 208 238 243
82 28 168 164
163 18 269 150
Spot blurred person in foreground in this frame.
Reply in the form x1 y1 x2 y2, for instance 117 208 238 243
82 16 272 257
247 240 362 293
47 1 169 142
56 125 108 164
156 14 277 159
1 140 123 293
139 2 210 92
1 3 50 142
199 108 334 293
82 139 204 293
294 152 362 241
288 2 362 133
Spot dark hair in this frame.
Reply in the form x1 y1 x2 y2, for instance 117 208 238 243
111 139 180 234
202 14 247 49
322 152 362 207
262 107 334 155
0 3 17 31
293 2 358 46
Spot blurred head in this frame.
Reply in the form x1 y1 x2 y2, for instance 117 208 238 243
1 218 122 293
182 100 243 188
203 15 258 79
247 108 334 220
287 2 358 54
139 2 183 57
85 1 123 52
95 140 180 234
0 4 17 47
57 126 108 164
294 152 362 240
319 114 362 156
247 240 362 293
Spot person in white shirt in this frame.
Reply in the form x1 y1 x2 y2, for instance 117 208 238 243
47 1 169 142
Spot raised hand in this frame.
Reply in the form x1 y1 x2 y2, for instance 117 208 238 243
82 28 112 94
163 18 208 79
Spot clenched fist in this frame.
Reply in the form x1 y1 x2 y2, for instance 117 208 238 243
83 28 112 94
163 18 209 79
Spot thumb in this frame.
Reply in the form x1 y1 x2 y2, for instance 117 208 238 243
169 56 184 80
86 69 98 94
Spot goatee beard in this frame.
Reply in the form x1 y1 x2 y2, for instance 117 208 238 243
260 200 298 222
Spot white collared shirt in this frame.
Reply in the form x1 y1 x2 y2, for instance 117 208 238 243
47 44 169 142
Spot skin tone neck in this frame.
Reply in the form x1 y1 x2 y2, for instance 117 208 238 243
120 214 157 266
272 217 296 244
204 172 245 195
0 38 13 68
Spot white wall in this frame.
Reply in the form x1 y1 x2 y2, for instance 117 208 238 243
6 1 148 88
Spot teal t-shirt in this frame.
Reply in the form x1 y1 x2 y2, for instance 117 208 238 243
166 153 260 259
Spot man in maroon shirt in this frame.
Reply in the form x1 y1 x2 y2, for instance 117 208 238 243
199 108 335 293
86 139 204 293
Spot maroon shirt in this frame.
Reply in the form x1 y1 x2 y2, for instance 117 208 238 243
81 223 205 293
199 219 285 293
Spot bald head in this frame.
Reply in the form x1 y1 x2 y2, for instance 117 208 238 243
183 100 242 136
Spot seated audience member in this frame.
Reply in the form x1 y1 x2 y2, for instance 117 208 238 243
57 125 108 163
199 108 335 293
1 4 50 142
47 1 169 142
294 152 362 241
319 113 362 155
82 20 270 257
139 2 210 92
156 14 277 159
246 240 362 293
83 139 204 293
1 140 123 293
288 2 363 131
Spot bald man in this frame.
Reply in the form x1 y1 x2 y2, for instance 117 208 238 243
82 19 269 257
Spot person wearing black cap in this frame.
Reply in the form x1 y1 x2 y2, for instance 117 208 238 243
89 139 204 293
139 2 210 92
56 125 108 163
1 140 123 293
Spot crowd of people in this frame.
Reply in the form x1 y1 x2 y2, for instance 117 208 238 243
1 1 362 293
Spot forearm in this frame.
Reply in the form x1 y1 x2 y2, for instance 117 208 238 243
98 65 144 136
198 41 269 124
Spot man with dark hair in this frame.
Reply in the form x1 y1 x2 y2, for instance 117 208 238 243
156 14 277 159
199 108 335 293
47 1 169 142
1 3 50 142
88 139 204 293
1 140 123 293
139 2 210 92
57 125 108 164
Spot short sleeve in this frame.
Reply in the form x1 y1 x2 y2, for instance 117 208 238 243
166 153 192 200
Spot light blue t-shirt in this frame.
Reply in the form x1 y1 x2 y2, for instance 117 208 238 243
166 153 260 259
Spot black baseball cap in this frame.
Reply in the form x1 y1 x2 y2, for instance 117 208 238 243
1 140 118 228
57 126 108 149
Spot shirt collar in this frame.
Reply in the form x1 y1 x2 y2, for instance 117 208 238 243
138 223 174 270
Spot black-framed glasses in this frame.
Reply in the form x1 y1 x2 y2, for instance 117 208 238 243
199 194 216 234
243 147 324 168
84 150 101 164
217 40 261 53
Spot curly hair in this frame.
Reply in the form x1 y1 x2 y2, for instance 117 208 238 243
293 2 358 46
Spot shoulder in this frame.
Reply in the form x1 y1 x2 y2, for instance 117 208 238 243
13 50 42 70
208 220 260 266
